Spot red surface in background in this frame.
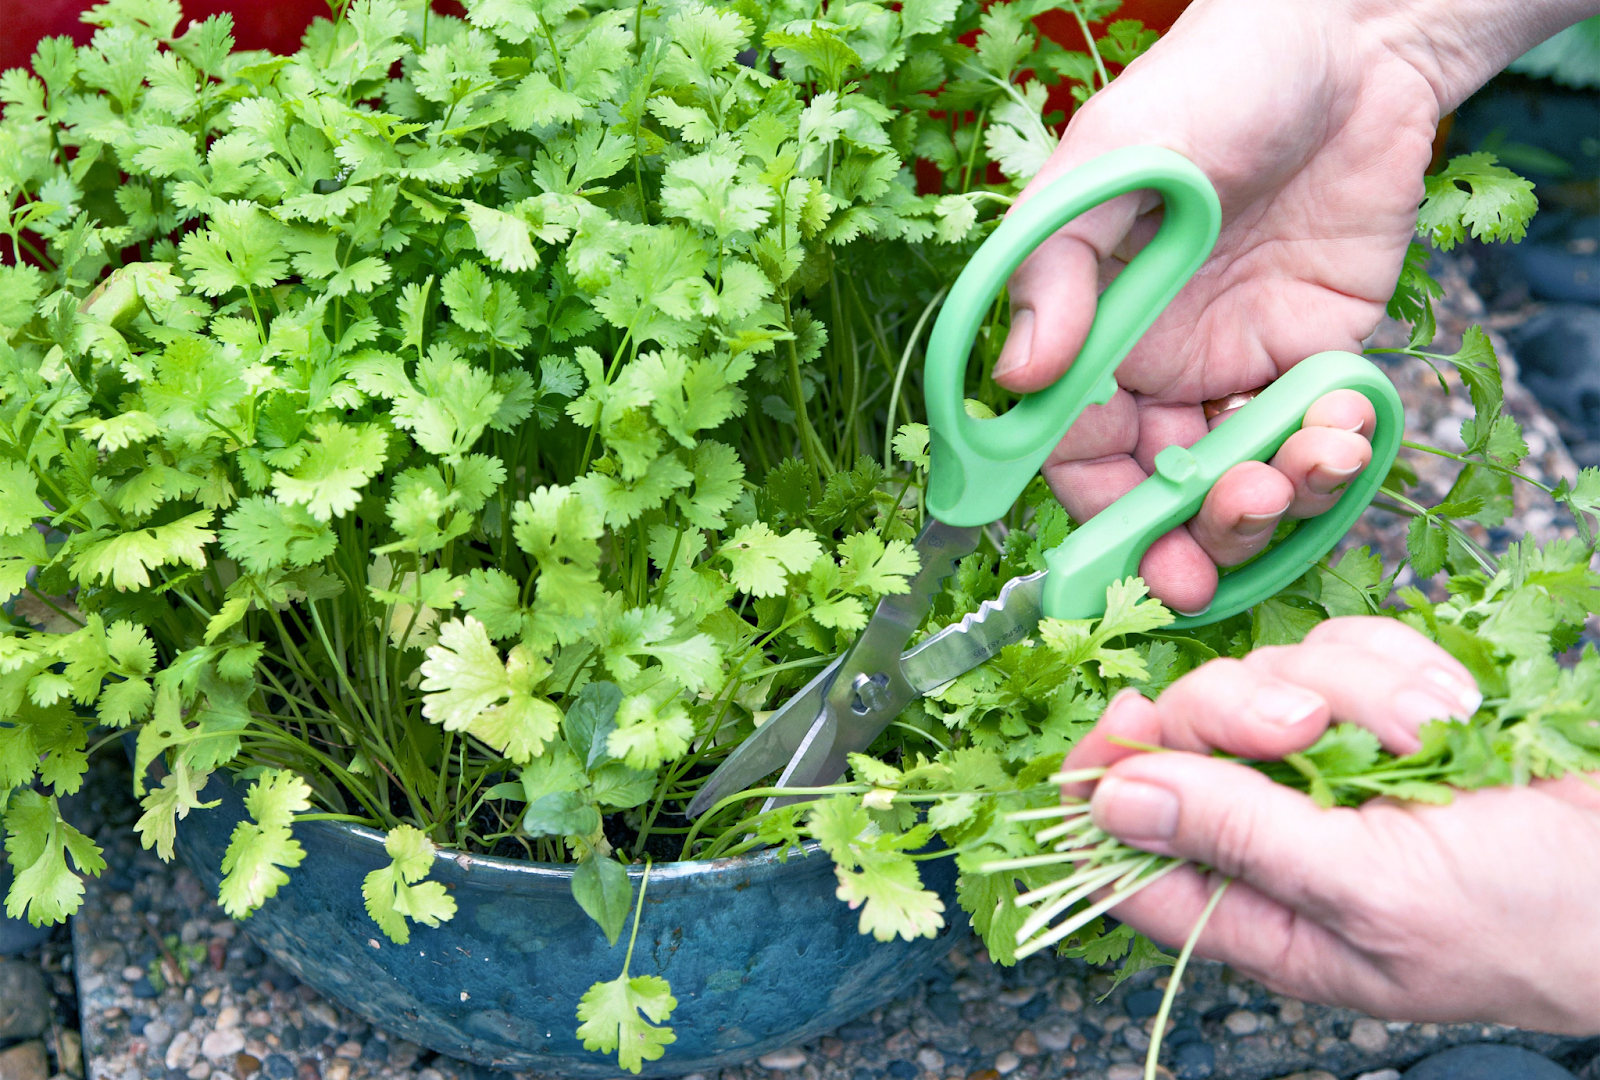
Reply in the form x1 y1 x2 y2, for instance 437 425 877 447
4 0 1191 195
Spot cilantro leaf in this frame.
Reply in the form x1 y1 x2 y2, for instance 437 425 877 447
362 824 458 944
217 770 312 918
576 973 677 1074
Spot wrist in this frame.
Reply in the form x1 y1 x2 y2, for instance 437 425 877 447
1338 0 1600 112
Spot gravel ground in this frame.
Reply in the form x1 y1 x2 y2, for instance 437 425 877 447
45 253 1600 1080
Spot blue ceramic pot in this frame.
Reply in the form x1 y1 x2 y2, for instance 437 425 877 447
174 775 968 1076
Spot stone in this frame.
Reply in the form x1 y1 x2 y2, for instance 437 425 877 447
1272 1073 1336 1080
123 966 145 983
758 1049 807 1072
186 1065 211 1080
131 979 160 1000
332 1043 362 1061
1348 1018 1390 1055
1125 989 1165 1021
59 1030 83 1079
415 1071 443 1080
1010 1032 1038 1058
1173 1042 1215 1080
1107 1067 1145 1080
385 1042 419 1071
1401 1044 1574 1080
1033 1019 1074 1053
201 1031 246 1062
1355 1071 1402 1080
1223 1011 1260 1036
322 1063 349 1080
966 1072 999 1080
916 1049 944 1073
295 1063 319 1080
886 1062 917 1080
235 1055 260 1079
1122 1025 1150 1052
992 1053 1019 1077
262 1059 293 1080
927 994 963 1026
0 963 50 1041
360 1040 386 1063
0 1040 48 1080
200 989 221 1009
1277 1000 1305 1024
298 1026 330 1049
166 1033 200 1071
214 1008 241 1032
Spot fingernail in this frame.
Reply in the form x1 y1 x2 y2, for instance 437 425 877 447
1394 689 1459 730
1094 777 1180 841
1308 462 1363 496
1423 668 1482 715
1251 684 1325 727
1236 502 1290 537
992 309 1033 382
1341 421 1368 434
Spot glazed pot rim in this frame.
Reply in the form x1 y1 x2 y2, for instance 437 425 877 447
309 807 825 882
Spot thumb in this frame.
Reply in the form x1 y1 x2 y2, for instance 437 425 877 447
1091 750 1376 923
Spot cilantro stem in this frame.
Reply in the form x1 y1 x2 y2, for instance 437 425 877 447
883 285 948 468
1143 878 1230 1080
1401 438 1555 495
1067 1 1112 90
620 858 652 977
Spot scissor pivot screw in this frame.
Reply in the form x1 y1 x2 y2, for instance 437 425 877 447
850 672 891 714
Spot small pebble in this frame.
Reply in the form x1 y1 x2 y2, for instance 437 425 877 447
758 1049 807 1072
207 940 227 971
416 1070 444 1080
123 966 146 983
246 1013 272 1031
131 978 160 1000
298 1026 329 1049
214 1007 241 1032
916 1049 945 1072
332 1043 362 1061
1354 1071 1402 1080
0 1041 48 1080
60 1029 84 1079
1277 1000 1305 1024
1107 1066 1145 1080
1174 1042 1215 1080
235 1054 260 1079
1010 1032 1039 1057
1034 1019 1074 1053
186 1063 211 1080
993 1052 1020 1076
1123 1025 1150 1052
819 1038 845 1060
386 1042 419 1070
360 1040 387 1063
966 1072 999 1080
886 1061 917 1080
295 1063 320 1080
129 1016 151 1038
1223 1011 1260 1036
200 988 221 1008
1348 1018 1390 1055
201 1030 246 1062
166 1032 200 1071
322 1063 349 1080
262 1057 294 1080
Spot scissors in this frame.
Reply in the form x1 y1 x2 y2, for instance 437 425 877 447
685 146 1404 820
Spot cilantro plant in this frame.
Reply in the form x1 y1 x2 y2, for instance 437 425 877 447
0 0 1590 1069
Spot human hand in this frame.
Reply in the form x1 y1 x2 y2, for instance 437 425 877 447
1058 617 1600 1034
997 0 1595 613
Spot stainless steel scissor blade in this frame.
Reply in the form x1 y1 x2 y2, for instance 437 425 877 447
687 519 993 818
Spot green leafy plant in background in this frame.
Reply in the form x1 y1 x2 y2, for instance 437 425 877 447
0 0 1591 1070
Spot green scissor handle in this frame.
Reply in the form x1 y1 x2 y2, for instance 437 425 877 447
1041 350 1402 626
922 146 1404 625
925 146 1222 525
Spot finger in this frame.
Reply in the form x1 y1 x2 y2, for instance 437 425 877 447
1137 527 1218 615
1104 865 1366 1006
1090 751 1377 922
993 195 1145 393
1150 657 1332 758
1185 460 1295 567
1268 426 1373 519
1301 388 1376 440
1244 634 1480 753
1303 617 1476 690
1058 689 1162 799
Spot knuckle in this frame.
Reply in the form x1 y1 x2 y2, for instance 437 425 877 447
1198 798 1264 879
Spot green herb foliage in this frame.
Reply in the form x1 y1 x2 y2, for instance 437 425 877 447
0 0 1586 1069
